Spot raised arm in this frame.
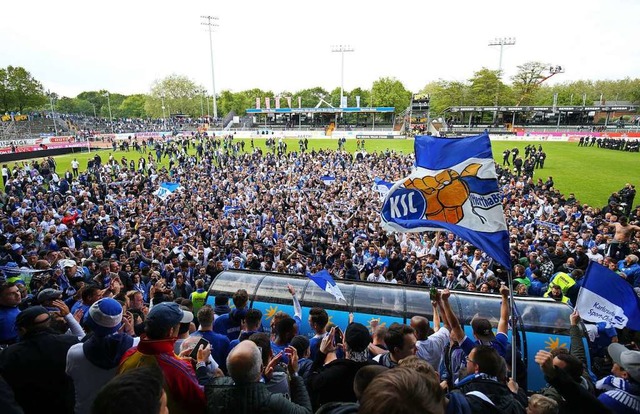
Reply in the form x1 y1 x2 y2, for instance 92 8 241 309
431 300 441 332
288 284 302 324
440 289 464 342
497 285 510 335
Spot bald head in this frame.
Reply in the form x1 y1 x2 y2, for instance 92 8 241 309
227 340 262 384
410 316 430 341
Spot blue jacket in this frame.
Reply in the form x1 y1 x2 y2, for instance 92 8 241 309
618 262 640 288
191 330 230 373
213 308 247 341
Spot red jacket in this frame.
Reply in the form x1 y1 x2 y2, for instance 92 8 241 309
118 337 206 414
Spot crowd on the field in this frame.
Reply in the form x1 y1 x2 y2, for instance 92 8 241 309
0 136 639 414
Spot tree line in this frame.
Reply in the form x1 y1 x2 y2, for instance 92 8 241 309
2 63 639 120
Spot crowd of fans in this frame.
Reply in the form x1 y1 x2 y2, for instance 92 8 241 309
61 114 213 136
0 136 638 413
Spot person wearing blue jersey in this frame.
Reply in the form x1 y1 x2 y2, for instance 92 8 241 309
192 305 230 373
213 288 248 341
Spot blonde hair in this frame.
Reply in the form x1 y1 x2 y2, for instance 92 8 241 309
527 394 558 414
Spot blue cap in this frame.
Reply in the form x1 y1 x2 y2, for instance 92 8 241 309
85 298 123 336
146 302 189 330
11 244 23 251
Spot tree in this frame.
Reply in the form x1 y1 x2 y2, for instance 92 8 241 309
293 87 330 108
420 80 468 115
511 61 548 106
1 66 46 112
347 87 371 108
147 74 205 118
118 94 147 118
468 68 508 106
371 77 412 113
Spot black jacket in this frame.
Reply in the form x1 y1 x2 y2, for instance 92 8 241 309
0 329 79 414
206 375 311 414
454 375 526 414
308 351 377 411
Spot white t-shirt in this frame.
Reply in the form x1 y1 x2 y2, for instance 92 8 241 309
66 337 140 414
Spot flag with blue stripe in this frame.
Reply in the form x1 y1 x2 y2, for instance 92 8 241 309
320 175 336 185
575 262 640 330
380 133 511 270
372 178 394 198
153 182 182 201
308 269 346 302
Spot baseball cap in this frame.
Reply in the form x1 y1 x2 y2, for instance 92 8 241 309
85 298 123 336
608 343 640 382
37 288 63 303
345 322 371 353
146 302 192 330
60 259 77 268
471 318 496 342
11 243 23 251
15 306 50 329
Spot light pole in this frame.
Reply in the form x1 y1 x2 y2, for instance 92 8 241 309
103 92 114 133
160 94 166 131
197 89 205 119
201 15 219 120
488 37 516 123
331 45 354 109
47 90 58 136
92 103 97 118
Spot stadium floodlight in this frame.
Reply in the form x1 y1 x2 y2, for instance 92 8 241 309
488 37 516 120
46 90 58 136
103 92 114 133
331 45 354 109
201 15 219 120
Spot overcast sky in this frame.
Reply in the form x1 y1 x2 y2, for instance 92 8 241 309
2 0 638 98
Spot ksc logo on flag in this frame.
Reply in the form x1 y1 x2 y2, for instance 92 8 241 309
381 133 511 270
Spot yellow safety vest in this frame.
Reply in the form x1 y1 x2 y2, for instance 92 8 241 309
191 290 208 314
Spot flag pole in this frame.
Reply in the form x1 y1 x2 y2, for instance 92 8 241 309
507 269 517 383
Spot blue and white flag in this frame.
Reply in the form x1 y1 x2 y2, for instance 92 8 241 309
153 182 182 201
320 175 336 185
308 269 346 302
575 262 640 330
372 178 394 198
380 133 511 270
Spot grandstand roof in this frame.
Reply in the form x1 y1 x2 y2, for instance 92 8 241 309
246 106 395 114
447 105 638 113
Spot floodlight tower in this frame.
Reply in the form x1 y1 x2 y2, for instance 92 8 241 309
331 45 354 108
201 15 219 120
488 37 516 122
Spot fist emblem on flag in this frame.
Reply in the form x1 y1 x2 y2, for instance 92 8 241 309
404 163 481 224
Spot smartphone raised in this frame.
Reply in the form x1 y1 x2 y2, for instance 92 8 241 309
189 337 209 361
429 287 438 301
334 327 344 345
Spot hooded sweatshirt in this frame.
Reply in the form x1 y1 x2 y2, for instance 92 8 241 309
66 333 137 414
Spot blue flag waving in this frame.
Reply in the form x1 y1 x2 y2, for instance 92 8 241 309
308 269 346 302
372 178 394 198
575 262 640 330
380 133 511 270
153 182 182 201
